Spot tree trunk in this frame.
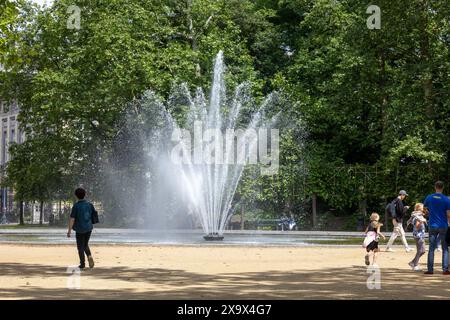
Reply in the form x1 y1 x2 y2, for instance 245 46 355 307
358 198 367 231
59 200 62 221
185 0 212 78
240 205 244 230
385 208 389 232
185 0 201 77
419 0 433 117
19 201 24 225
360 199 367 217
378 50 389 154
39 201 44 225
312 193 318 228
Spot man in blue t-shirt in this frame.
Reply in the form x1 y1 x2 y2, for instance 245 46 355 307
423 181 450 275
67 188 97 269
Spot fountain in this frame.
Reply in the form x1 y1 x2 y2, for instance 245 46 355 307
109 51 280 240
168 52 280 240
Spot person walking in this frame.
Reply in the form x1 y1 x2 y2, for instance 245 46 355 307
67 188 97 269
408 203 427 271
424 181 450 275
385 190 412 252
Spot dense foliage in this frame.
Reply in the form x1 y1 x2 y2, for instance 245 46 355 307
1 0 449 228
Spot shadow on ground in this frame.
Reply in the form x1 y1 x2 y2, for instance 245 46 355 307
1 263 449 299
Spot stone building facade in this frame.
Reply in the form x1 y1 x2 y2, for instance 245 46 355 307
0 100 41 223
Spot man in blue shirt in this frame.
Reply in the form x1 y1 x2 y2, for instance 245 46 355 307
424 181 450 275
67 188 97 269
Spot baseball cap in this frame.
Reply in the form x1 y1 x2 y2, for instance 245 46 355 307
399 190 408 196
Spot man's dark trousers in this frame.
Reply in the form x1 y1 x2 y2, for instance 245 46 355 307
76 231 92 266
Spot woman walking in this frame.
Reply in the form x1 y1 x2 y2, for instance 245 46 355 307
408 203 427 271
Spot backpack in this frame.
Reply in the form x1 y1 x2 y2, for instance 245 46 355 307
385 199 397 218
406 215 415 231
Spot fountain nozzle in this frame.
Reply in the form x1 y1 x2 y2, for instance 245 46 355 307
203 233 224 241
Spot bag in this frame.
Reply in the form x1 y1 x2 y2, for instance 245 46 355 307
363 231 377 248
92 210 99 224
406 220 414 231
385 200 396 218
91 203 99 224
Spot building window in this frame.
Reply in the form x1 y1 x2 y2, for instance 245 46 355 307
1 130 6 164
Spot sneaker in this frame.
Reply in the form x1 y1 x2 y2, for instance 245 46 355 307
365 255 370 266
405 247 413 253
443 271 450 275
413 266 421 271
88 256 95 269
424 271 434 275
386 248 395 252
408 261 415 270
78 264 85 269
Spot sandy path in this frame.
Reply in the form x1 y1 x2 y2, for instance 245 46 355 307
0 244 449 299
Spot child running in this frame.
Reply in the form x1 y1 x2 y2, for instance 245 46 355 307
363 213 386 266
407 203 427 271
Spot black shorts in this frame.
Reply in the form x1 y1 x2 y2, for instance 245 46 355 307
366 240 379 252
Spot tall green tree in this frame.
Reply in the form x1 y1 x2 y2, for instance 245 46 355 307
1 0 449 227
0 0 18 57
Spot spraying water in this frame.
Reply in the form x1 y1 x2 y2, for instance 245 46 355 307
107 51 280 239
